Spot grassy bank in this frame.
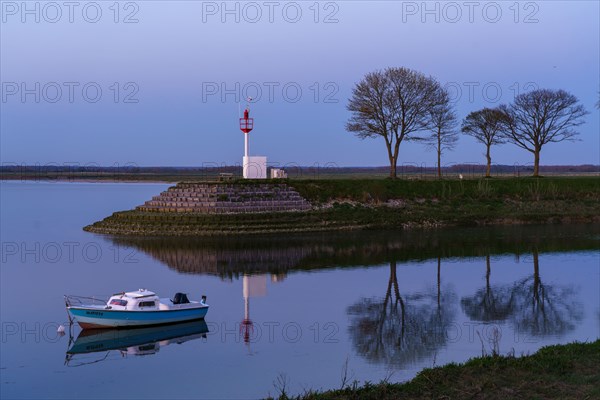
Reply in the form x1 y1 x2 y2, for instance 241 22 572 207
272 340 600 400
84 177 600 236
290 176 599 203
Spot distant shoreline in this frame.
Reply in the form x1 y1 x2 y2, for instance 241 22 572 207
1 178 172 184
1 164 598 183
2 172 599 184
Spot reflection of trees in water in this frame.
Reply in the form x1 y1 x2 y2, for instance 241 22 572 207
347 260 456 367
351 248 586 369
109 224 600 279
461 254 515 322
462 249 583 338
510 249 583 337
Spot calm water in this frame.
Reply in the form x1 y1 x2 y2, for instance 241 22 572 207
1 181 599 399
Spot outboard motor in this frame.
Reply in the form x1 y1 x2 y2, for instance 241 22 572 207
172 292 190 304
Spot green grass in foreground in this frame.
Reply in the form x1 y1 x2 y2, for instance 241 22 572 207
269 340 600 400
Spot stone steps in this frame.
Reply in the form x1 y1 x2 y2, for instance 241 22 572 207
138 202 311 209
149 194 305 201
135 182 312 214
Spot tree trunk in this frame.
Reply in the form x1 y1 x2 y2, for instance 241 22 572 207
533 249 540 306
385 140 397 179
437 132 442 179
389 139 401 179
389 157 397 179
437 257 441 310
384 261 394 307
485 145 492 178
391 260 401 303
437 149 442 179
533 149 540 177
389 260 406 347
485 254 491 296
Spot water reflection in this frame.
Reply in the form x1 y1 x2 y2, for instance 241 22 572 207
347 260 457 367
461 249 583 337
108 224 597 370
241 274 278 353
509 248 583 337
110 224 600 278
348 247 586 368
66 320 209 367
461 254 516 322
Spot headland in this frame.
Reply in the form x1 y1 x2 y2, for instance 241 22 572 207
83 177 600 236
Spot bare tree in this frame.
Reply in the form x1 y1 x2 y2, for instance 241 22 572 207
346 67 442 178
423 88 458 178
501 89 588 177
461 108 509 178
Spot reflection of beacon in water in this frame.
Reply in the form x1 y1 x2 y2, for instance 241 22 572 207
240 274 286 347
240 275 266 344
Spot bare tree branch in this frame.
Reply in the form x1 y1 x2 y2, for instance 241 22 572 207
346 67 442 178
501 89 588 176
461 107 509 178
422 87 458 178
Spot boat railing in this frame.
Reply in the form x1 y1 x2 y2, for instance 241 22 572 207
64 295 108 307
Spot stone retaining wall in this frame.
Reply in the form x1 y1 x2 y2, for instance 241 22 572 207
136 182 312 214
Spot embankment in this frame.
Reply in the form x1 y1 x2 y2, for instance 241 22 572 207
84 177 600 236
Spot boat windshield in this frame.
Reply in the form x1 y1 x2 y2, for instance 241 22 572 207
110 299 128 306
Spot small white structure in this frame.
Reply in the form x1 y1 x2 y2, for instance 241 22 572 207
243 156 267 179
240 106 267 179
270 168 287 179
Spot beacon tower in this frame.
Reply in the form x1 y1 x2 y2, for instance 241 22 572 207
240 106 267 179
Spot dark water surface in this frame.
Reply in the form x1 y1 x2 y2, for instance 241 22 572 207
1 181 599 399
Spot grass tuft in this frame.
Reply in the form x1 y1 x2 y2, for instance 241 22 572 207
273 340 600 400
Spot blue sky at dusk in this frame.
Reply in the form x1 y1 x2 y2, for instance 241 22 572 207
1 1 599 168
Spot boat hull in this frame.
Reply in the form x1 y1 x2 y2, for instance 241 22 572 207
68 306 209 329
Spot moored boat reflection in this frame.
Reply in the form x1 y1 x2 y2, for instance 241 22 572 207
65 320 209 367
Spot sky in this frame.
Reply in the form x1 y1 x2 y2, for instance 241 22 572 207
1 0 599 168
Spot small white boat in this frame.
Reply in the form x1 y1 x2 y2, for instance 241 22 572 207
65 289 209 329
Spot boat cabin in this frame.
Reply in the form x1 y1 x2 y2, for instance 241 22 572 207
106 289 160 311
104 289 199 311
